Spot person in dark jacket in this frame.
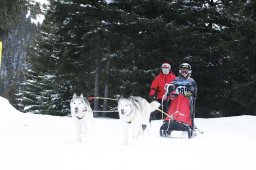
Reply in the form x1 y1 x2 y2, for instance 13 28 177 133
149 62 176 120
165 63 197 98
164 63 197 127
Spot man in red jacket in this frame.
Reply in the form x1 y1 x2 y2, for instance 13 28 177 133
149 62 176 120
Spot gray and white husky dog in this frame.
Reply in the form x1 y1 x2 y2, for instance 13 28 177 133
70 93 93 142
117 96 160 144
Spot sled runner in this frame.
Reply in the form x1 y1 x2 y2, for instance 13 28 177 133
160 83 196 138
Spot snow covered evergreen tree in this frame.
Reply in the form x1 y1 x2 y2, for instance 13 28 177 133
16 0 256 117
0 0 40 105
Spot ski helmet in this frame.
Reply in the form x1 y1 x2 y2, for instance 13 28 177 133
179 63 192 77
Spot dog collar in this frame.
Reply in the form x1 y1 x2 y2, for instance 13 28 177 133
76 114 85 120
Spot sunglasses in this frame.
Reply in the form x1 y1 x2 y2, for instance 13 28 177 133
181 70 189 74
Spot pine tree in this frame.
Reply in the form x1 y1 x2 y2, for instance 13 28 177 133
21 0 121 116
0 0 39 106
19 0 256 117
227 1 256 115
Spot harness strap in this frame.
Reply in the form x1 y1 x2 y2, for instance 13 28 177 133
88 96 118 101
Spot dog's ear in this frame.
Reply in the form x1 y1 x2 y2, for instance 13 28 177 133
117 95 124 100
116 95 123 101
129 96 138 102
73 93 77 98
80 93 84 98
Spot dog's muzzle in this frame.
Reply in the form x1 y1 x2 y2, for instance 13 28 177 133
74 107 87 119
121 109 125 115
75 107 79 113
75 107 87 114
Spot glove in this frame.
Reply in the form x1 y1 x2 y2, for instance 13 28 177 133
168 84 175 92
184 91 193 98
164 84 175 94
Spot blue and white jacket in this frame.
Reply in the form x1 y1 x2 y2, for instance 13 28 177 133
165 76 197 98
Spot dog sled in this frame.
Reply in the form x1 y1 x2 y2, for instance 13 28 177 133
159 84 196 139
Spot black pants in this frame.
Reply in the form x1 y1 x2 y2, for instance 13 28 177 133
150 99 171 121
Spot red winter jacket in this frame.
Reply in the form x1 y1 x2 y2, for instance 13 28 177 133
149 72 176 100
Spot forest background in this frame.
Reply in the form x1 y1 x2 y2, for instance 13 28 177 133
0 0 255 118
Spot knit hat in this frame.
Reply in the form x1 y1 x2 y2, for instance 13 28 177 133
161 63 171 69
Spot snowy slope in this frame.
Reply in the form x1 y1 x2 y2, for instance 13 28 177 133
0 96 255 170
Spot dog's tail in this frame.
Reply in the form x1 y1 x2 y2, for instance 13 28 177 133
149 101 161 113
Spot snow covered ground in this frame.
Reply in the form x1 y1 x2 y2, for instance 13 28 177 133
0 96 255 170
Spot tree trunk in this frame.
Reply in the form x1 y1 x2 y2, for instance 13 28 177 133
102 59 109 117
94 55 100 117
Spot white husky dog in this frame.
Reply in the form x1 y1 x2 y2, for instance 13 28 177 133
117 96 160 144
70 93 93 142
